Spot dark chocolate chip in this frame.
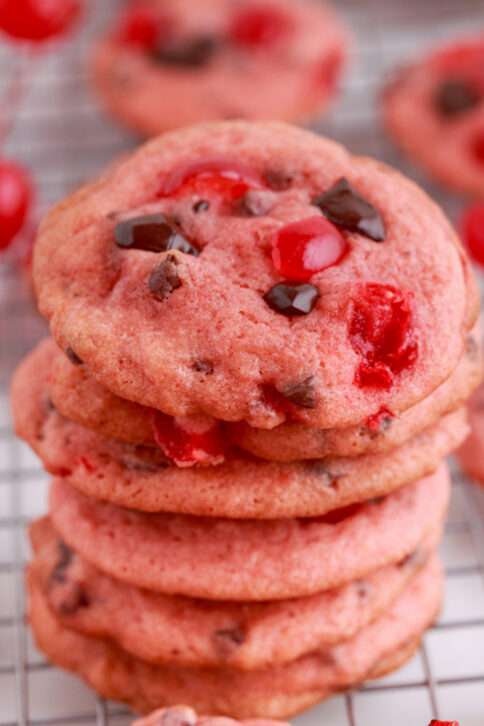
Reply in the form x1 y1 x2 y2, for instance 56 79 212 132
279 376 317 409
434 78 481 117
148 255 182 301
193 199 210 213
56 583 90 616
263 169 293 190
192 359 214 374
263 282 320 316
50 541 74 585
65 347 83 366
398 547 429 570
213 625 246 658
304 461 338 487
355 580 370 598
312 177 385 242
166 233 200 256
115 214 199 256
465 334 479 361
150 35 218 68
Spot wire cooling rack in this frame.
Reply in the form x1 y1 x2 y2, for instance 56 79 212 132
1 0 484 724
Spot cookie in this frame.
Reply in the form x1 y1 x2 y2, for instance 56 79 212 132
12 341 467 518
91 0 348 136
133 706 288 726
31 515 438 670
48 468 449 601
456 382 484 484
33 122 477 430
383 35 484 197
41 326 481 460
27 558 442 718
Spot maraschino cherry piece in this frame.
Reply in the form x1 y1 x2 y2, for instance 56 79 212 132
159 157 263 203
152 412 227 467
428 721 459 726
366 406 394 434
471 130 484 165
0 0 81 43
228 4 292 48
272 216 348 282
461 202 484 267
349 283 418 391
117 5 168 50
0 160 32 251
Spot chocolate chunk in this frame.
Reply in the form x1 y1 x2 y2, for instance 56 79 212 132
279 376 317 408
56 583 90 616
149 255 182 301
192 359 214 374
150 35 217 67
355 580 370 598
213 625 246 658
65 347 83 366
167 233 199 256
399 547 428 570
307 463 336 487
466 334 479 361
263 282 320 316
434 78 481 117
193 199 210 213
263 169 293 190
312 177 385 242
115 214 199 256
49 541 74 585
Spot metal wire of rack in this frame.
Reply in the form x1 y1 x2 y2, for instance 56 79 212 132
1 1 484 724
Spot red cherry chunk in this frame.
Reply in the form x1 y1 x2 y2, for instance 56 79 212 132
461 202 484 267
429 721 459 726
117 5 172 50
349 283 418 391
159 157 262 202
272 216 348 282
152 412 226 467
229 4 293 48
0 160 32 251
471 130 484 165
0 0 81 43
366 406 394 434
319 502 363 525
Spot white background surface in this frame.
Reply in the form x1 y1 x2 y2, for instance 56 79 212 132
1 1 484 724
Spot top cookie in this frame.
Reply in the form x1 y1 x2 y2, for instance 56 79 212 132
384 34 484 197
91 0 348 135
34 121 476 429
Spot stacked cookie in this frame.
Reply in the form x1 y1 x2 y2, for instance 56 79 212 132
12 122 480 718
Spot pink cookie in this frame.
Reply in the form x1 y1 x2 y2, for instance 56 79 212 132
48 468 449 601
27 558 442 718
31 516 438 670
92 0 348 135
33 122 478 430
456 382 484 483
12 341 467 519
384 35 484 197
35 330 483 461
